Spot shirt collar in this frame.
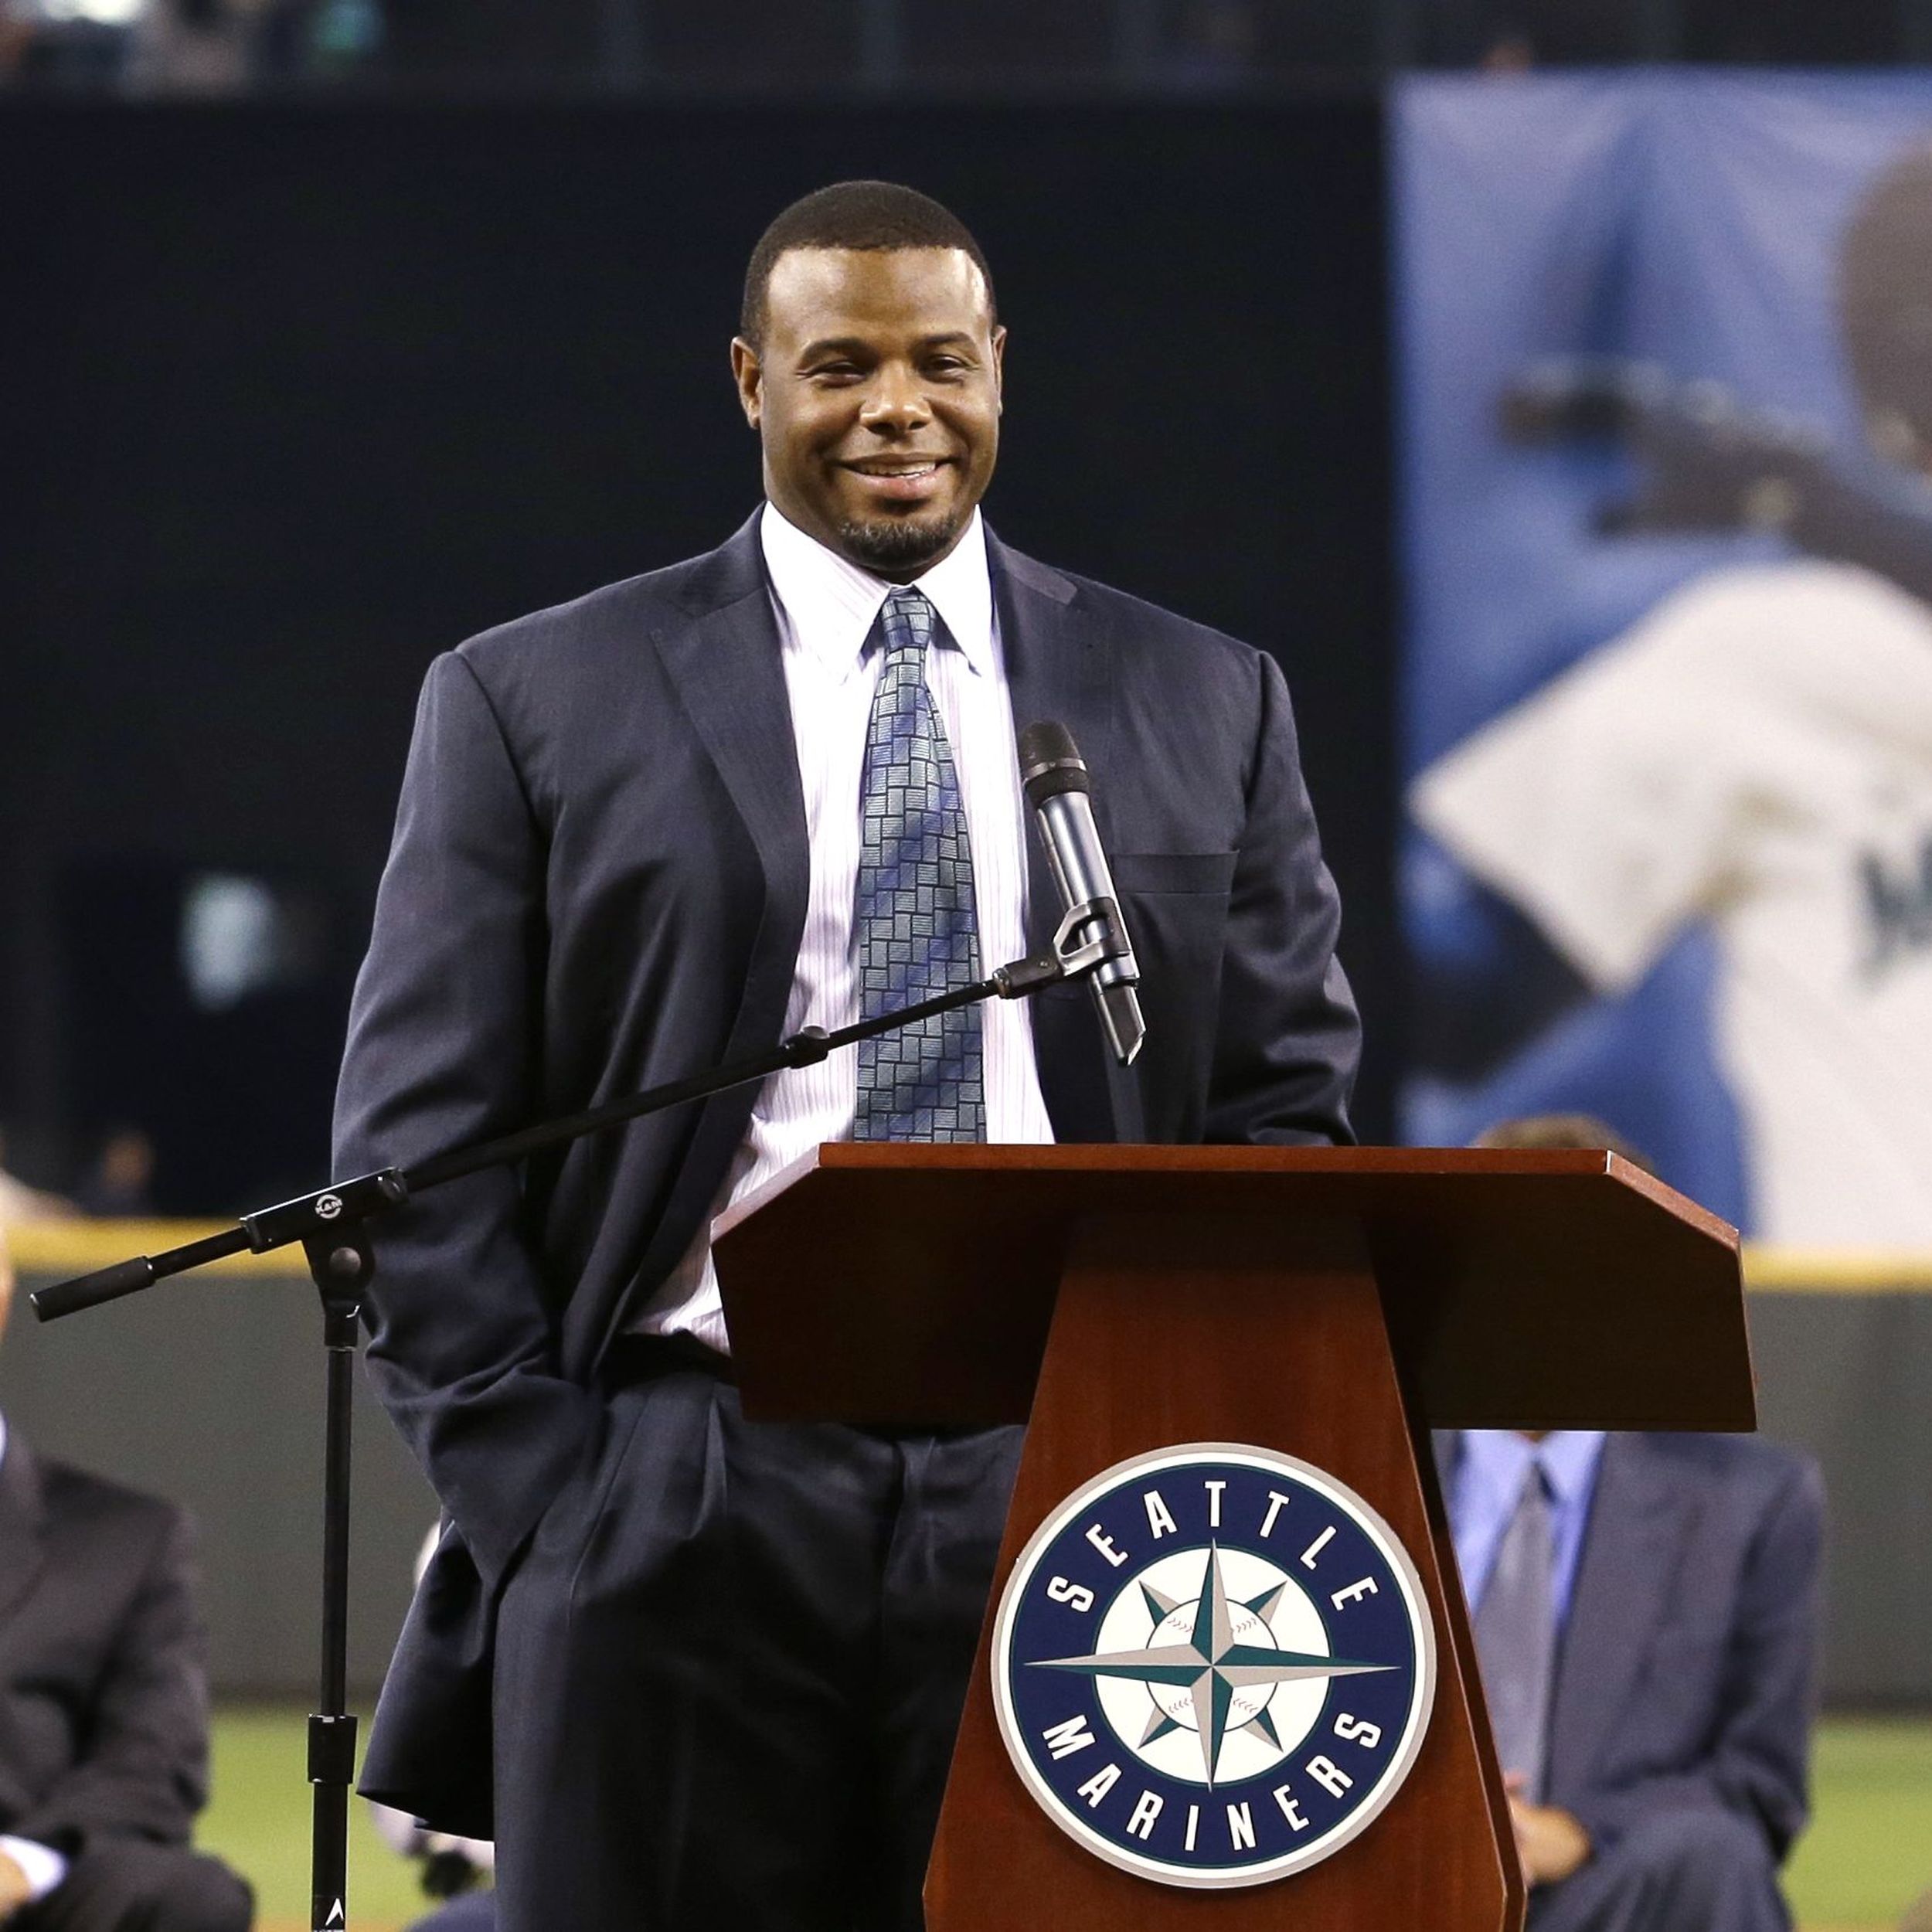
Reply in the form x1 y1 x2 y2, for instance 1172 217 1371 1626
1535 1429 1607 1507
759 500 995 683
1461 1428 1606 1509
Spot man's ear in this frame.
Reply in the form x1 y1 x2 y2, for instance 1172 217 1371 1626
991 325 1007 412
730 338 763 429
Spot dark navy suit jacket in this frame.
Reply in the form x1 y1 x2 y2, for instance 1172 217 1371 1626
0 1434 211 1859
336 512 1361 1829
1439 1430 1822 1864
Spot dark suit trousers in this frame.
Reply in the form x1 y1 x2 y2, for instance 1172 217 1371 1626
491 1347 1023 1932
15 1845 252 1932
1529 1810 1791 1932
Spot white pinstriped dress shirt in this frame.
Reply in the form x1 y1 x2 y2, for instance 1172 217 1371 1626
634 502 1056 1353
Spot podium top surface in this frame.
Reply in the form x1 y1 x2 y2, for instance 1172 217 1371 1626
711 1144 1752 1433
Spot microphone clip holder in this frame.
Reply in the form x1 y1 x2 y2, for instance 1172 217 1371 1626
991 893 1130 998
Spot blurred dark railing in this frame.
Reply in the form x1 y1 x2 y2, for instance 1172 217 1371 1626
0 0 1924 98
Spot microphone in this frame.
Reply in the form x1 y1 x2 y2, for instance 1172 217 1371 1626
1017 721 1145 1067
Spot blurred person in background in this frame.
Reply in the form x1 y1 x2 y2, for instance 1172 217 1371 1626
1420 0 1638 63
0 0 134 87
369 1805 492 1932
1165 0 1257 87
0 0 376 88
0 1232 253 1931
71 1131 157 1221
1443 1115 1822 1932
387 1834 492 1932
124 0 260 93
0 1134 73 1229
366 1526 495 1932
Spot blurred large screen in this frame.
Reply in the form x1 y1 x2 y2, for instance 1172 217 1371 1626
1398 74 1932 1242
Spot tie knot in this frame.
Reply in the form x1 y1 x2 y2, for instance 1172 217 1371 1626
877 585 937 662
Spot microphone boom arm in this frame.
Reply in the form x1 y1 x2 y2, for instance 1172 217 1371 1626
29 907 1122 1325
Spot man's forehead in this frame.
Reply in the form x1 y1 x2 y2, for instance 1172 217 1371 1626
764 245 992 335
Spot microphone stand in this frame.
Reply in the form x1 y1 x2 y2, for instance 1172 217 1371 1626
29 901 1127 1932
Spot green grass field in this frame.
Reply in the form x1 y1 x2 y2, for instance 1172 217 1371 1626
1785 1719 1932 1931
198 1706 1932 1932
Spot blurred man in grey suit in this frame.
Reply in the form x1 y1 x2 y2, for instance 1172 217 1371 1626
0 1234 252 1932
1442 1116 1823 1932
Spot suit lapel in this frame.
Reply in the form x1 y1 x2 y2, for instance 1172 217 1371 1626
614 515 811 1321
651 511 808 983
1547 1435 1695 1799
988 532 1135 1143
992 533 1107 957
0 1431 49 1624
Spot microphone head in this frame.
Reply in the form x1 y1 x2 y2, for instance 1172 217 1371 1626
1019 720 1091 805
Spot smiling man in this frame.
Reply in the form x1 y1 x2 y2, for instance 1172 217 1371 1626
731 215 1002 576
338 180 1359 1932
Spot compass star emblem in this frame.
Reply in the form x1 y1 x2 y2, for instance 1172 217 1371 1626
1029 1543 1393 1787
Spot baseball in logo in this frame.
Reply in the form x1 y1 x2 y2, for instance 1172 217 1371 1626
992 1444 1435 1889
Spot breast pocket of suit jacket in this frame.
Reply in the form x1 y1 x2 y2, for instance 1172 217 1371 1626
1042 852 1236 985
1106 851 1239 1138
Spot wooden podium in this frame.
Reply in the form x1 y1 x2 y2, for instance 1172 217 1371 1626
711 1144 1753 1932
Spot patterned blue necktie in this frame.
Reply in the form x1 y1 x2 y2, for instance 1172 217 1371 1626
852 585 987 1142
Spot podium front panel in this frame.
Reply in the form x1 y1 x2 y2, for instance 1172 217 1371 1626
711 1144 1754 1434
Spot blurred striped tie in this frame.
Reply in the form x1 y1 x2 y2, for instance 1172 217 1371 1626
1474 1455 1556 1801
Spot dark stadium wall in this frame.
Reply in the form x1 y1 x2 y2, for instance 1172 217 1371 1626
0 97 1396 1213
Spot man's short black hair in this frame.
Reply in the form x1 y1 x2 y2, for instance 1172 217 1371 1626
740 180 996 348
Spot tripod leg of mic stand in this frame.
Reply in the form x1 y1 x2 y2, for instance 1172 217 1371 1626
304 1230 372 1932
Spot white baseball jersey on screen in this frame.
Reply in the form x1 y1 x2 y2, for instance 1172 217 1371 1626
1413 559 1932 1244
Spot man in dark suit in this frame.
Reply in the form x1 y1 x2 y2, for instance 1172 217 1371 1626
1441 1118 1822 1932
0 1236 253 1932
336 179 1359 1932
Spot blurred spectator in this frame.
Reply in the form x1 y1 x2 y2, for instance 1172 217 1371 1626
0 1230 255 1931
405 1896 492 1932
368 1794 493 1932
0 1132 75 1227
0 0 136 87
1480 30 1535 68
367 1527 495 1930
1421 0 1643 63
125 0 261 93
0 0 377 88
1165 0 1258 87
72 1129 158 1220
1444 1116 1821 1932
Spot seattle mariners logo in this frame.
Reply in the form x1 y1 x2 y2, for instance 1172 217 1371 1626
992 1444 1434 1889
